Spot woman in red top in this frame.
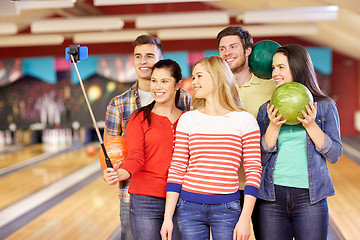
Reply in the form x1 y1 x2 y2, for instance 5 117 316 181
103 59 184 240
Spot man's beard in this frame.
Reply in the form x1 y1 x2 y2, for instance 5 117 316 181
231 57 247 74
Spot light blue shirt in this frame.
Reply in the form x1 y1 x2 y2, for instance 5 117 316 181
274 125 309 189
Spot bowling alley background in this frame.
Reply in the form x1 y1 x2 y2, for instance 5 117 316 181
0 39 358 149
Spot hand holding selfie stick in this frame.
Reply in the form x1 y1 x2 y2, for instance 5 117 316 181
67 45 113 168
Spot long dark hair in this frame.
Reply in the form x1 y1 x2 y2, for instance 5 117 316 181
275 44 329 101
134 59 182 125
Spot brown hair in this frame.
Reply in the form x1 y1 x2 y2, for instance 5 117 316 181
216 26 254 51
133 35 163 56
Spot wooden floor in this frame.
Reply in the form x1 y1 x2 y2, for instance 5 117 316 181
328 154 360 240
0 142 359 240
0 143 122 240
0 144 97 210
0 144 44 169
7 177 120 240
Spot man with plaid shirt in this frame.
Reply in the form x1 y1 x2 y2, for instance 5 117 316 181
103 35 191 239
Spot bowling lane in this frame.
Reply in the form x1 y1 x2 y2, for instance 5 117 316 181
0 144 100 210
7 176 120 240
0 144 45 169
327 154 360 240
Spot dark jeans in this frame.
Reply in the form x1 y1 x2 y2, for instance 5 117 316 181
129 194 180 240
120 200 134 240
258 185 329 240
177 199 241 240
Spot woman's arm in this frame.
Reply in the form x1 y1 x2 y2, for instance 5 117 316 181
264 104 286 148
298 102 325 149
160 192 180 240
102 112 146 185
257 103 277 166
121 112 147 175
161 115 190 240
166 116 191 187
233 195 256 240
103 168 130 185
299 101 343 163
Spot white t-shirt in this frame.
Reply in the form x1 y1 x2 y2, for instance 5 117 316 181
138 89 154 107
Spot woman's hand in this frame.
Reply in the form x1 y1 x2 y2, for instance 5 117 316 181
233 216 251 240
264 104 286 148
113 162 122 171
102 168 120 185
233 195 256 240
298 102 325 149
298 102 317 129
267 104 287 128
160 219 174 240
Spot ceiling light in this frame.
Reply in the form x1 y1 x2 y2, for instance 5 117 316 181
157 24 317 40
0 23 18 35
157 27 223 40
18 0 75 9
31 17 124 33
239 5 339 24
94 0 219 6
73 30 149 44
245 24 317 37
0 0 20 16
0 34 64 47
136 11 229 29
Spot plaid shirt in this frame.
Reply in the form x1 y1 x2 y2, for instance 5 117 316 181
105 81 191 202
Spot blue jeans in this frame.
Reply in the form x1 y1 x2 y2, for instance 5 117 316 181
120 200 134 240
258 185 329 240
176 199 241 240
130 194 180 240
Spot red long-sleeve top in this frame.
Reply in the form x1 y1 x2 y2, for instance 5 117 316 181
121 111 181 198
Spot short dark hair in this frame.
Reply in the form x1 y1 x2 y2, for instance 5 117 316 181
133 35 163 55
276 44 328 101
216 26 254 50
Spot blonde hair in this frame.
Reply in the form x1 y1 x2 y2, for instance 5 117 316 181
191 56 242 112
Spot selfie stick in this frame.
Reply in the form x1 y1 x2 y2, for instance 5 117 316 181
68 52 113 168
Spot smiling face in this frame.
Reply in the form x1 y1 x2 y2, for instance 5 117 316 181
133 44 162 82
191 63 215 100
218 35 251 73
150 68 180 104
272 52 293 87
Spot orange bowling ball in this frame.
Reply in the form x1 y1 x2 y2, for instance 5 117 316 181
86 145 97 156
99 136 127 169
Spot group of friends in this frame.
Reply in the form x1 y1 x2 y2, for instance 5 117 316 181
102 26 343 240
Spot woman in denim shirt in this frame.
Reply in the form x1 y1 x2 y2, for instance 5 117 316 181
256 44 342 240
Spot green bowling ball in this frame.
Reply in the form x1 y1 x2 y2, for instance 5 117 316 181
249 40 281 79
270 82 314 125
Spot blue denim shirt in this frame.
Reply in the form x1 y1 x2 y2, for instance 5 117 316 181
256 99 343 204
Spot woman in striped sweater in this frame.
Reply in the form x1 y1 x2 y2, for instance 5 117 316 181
161 56 262 240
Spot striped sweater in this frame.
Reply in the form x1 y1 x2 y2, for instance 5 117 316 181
167 110 262 204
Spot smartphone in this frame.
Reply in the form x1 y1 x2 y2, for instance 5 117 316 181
65 45 88 62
